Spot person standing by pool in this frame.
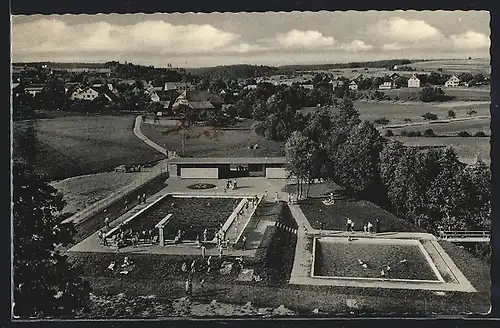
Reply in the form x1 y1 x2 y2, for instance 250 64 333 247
242 236 247 250
104 217 110 229
346 217 352 231
367 221 373 233
376 218 380 233
264 191 268 200
201 245 206 259
203 229 208 242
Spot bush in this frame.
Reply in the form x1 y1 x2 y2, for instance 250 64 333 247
400 130 408 136
385 129 394 137
474 131 487 137
467 109 478 116
447 110 456 118
407 131 422 137
374 117 390 125
422 112 438 121
457 131 471 137
403 118 412 123
423 128 436 137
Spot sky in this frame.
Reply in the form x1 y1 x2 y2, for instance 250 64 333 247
11 11 491 68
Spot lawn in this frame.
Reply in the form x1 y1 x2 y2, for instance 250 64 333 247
13 115 165 181
390 136 491 164
125 196 241 240
313 239 438 281
381 118 491 136
298 198 423 233
355 100 490 124
69 173 169 245
141 123 285 158
51 171 143 215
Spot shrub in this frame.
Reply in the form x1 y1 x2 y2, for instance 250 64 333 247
447 110 456 118
422 112 438 121
467 109 478 116
419 86 446 102
403 118 412 123
407 131 422 137
400 130 408 136
457 131 471 137
374 117 390 125
474 131 487 137
385 129 394 137
423 128 436 137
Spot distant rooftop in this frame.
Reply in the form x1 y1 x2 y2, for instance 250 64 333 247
166 157 287 165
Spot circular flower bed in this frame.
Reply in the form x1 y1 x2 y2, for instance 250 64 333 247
187 183 216 190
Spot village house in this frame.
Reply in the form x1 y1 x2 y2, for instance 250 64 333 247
70 86 100 101
243 84 258 90
445 75 460 88
24 84 45 96
301 84 314 90
407 75 421 88
389 72 400 81
348 81 358 91
378 81 393 90
171 90 223 113
164 81 193 92
153 90 181 112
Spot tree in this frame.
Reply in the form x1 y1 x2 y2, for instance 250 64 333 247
285 131 319 199
13 161 91 317
422 112 438 121
423 128 436 137
467 109 477 116
447 110 456 119
419 86 446 102
169 105 198 155
374 117 390 125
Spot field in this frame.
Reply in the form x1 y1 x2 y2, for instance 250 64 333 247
124 196 241 240
141 123 285 157
355 100 490 124
13 115 165 181
382 86 490 102
408 59 491 75
313 239 438 281
390 136 491 164
298 198 423 233
381 118 491 136
51 172 143 215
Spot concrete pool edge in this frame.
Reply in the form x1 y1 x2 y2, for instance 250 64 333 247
289 235 477 293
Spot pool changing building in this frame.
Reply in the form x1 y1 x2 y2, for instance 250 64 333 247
166 157 289 179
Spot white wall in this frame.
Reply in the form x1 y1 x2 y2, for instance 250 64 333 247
266 168 288 179
180 167 219 179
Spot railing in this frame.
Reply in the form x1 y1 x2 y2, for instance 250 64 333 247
440 230 490 239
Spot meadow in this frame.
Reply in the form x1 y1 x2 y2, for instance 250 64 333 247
355 100 490 124
141 122 285 158
407 59 491 75
13 115 165 181
382 87 490 102
380 118 491 136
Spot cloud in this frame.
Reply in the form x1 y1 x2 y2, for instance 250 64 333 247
274 29 335 49
368 17 444 44
449 31 490 50
339 40 373 52
381 43 405 51
12 18 251 56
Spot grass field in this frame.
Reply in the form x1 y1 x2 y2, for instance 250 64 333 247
382 86 490 102
381 118 491 136
125 196 241 240
355 100 490 124
70 173 169 245
390 136 491 164
408 59 491 75
141 123 285 158
13 115 165 181
51 172 143 215
314 240 438 281
298 198 423 233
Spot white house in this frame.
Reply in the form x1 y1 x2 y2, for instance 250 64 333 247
301 84 314 90
164 81 193 91
70 86 99 101
243 84 258 90
379 81 393 90
407 75 421 88
349 81 358 91
445 75 460 88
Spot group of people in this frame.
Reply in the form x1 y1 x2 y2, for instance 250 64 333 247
356 258 408 278
345 217 380 233
136 193 147 204
224 179 238 192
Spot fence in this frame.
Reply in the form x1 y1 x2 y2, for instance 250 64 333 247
440 230 490 240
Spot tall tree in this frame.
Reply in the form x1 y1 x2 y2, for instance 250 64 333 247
13 161 91 317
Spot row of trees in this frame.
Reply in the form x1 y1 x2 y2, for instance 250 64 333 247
285 98 491 234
